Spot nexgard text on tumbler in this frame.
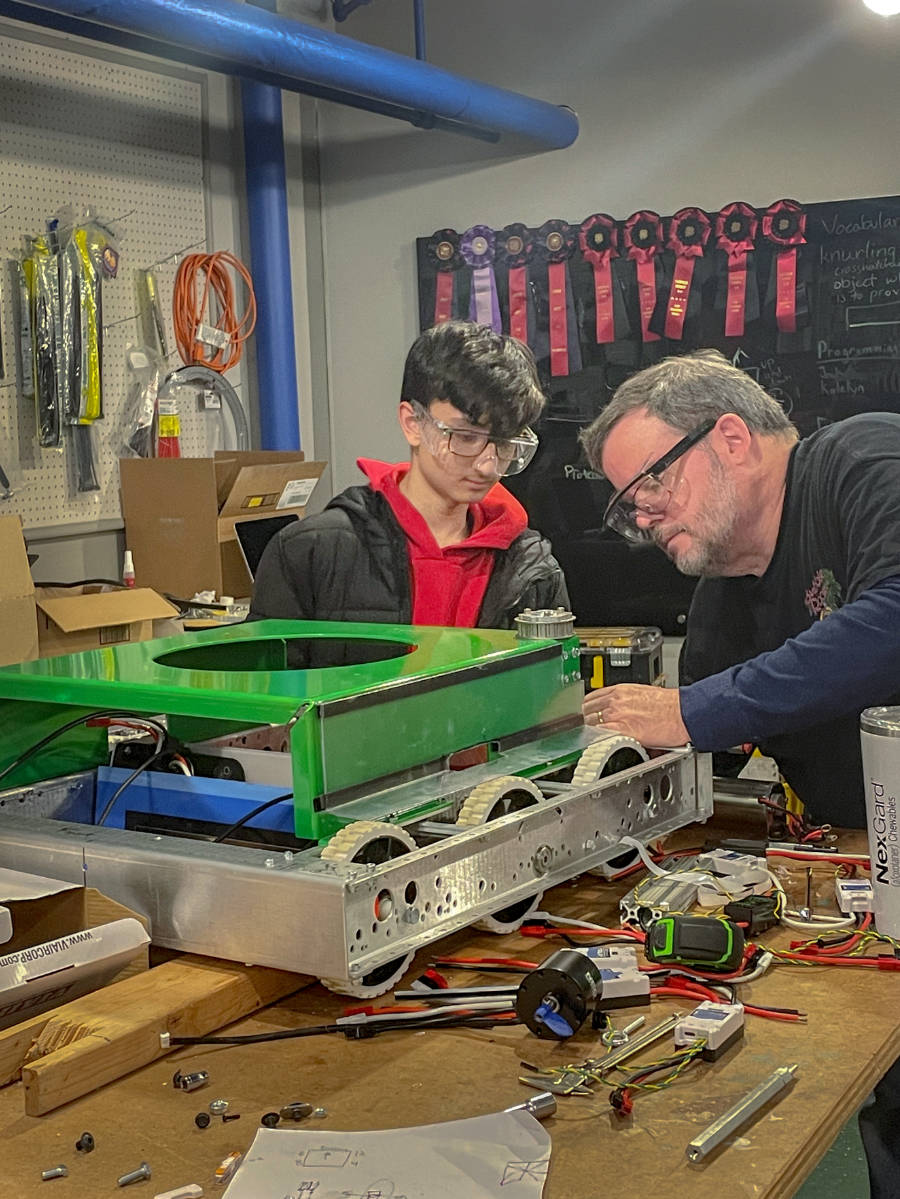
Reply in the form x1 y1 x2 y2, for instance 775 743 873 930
861 707 900 939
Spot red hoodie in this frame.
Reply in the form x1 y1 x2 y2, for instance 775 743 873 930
358 459 527 626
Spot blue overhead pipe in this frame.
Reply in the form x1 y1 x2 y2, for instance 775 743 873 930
241 0 300 451
2 0 579 149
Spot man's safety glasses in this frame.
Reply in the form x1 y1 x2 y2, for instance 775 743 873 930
411 402 539 476
602 419 716 543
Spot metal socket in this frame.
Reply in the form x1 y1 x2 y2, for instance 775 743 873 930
172 1069 209 1093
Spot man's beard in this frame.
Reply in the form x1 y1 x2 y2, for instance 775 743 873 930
652 457 738 577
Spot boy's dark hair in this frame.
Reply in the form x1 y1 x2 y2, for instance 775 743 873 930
401 322 545 438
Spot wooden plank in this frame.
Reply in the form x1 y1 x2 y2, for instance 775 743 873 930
0 955 308 1115
0 1013 53 1087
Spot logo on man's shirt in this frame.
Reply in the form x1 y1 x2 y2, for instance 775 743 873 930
804 567 842 620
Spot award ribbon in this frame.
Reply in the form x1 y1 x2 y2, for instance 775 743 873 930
496 223 534 343
425 228 462 326
623 211 663 342
460 225 501 332
715 203 758 337
762 199 807 333
664 208 710 339
579 213 619 344
536 219 577 376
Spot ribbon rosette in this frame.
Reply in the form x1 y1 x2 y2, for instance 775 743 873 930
496 223 534 344
623 211 663 343
762 199 807 333
460 225 502 333
715 202 758 337
663 207 711 340
535 219 578 376
579 213 619 344
425 228 462 325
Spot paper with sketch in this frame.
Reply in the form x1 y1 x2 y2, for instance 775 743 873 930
222 1110 551 1199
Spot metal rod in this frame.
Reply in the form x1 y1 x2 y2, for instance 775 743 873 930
587 1012 684 1075
686 1064 799 1162
413 0 426 61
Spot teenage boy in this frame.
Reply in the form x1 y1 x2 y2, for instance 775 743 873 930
250 321 568 629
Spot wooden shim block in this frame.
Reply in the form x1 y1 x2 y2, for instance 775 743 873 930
0 955 309 1115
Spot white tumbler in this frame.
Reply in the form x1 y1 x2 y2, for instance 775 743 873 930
860 706 900 939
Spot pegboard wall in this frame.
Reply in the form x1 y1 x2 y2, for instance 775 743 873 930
0 26 244 532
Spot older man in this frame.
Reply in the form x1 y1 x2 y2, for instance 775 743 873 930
580 348 900 1197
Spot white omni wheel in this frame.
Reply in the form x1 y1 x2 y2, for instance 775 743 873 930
571 734 649 787
319 820 417 998
456 775 546 934
572 734 649 876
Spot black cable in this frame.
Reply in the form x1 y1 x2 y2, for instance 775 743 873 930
212 792 293 843
0 709 166 787
29 578 125 589
95 744 169 826
559 934 643 950
169 1011 519 1047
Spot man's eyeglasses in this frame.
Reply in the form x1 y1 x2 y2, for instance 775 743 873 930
411 402 539 476
602 419 717 543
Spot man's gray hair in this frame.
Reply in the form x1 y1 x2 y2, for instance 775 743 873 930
580 349 797 471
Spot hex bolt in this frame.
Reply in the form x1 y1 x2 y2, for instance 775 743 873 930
117 1162 152 1187
194 1112 211 1129
208 1098 229 1115
260 1112 280 1128
41 1165 68 1181
74 1132 95 1153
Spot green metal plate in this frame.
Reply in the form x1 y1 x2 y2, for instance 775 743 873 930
0 621 583 837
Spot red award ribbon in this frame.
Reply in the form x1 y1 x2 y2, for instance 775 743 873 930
715 203 758 337
579 213 619 344
762 199 806 333
497 223 534 343
508 267 528 341
426 228 462 326
664 208 710 340
623 211 662 342
536 219 576 376
548 262 569 375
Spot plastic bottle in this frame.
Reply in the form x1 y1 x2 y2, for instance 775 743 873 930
122 550 136 588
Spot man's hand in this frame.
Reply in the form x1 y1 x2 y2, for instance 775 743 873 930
582 684 690 748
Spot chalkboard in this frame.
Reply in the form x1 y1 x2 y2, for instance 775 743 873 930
415 196 900 632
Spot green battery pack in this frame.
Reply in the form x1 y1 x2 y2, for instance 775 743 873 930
644 915 745 973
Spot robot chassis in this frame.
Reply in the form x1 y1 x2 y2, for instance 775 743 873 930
0 619 712 997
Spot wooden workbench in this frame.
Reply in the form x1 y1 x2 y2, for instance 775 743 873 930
5 833 897 1198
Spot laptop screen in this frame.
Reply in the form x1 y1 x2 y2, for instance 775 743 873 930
234 514 300 580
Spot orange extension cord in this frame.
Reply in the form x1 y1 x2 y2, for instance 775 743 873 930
172 251 257 373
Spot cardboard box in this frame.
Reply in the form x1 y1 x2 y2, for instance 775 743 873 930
0 514 39 667
119 451 327 600
35 585 180 658
0 868 149 1030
